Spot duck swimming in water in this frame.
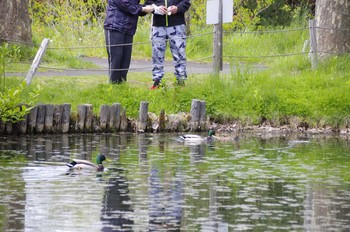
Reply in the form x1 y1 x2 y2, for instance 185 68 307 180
179 129 216 143
66 154 106 171
180 129 239 144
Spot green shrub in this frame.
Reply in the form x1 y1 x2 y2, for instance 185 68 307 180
0 81 41 123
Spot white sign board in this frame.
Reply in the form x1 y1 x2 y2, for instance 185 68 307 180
206 0 233 24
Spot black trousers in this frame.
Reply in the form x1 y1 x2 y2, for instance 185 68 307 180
105 30 133 84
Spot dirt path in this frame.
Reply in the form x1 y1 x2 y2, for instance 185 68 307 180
85 57 267 75
85 57 230 75
7 57 267 77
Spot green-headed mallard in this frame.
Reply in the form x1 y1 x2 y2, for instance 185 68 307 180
66 154 106 171
179 129 216 143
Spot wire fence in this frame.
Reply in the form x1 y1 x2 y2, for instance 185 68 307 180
2 21 350 78
224 52 308 59
224 27 308 34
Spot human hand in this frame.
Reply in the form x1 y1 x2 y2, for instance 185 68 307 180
152 4 167 15
167 5 178 15
142 5 154 14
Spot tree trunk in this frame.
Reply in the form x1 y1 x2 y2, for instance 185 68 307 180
0 0 32 44
315 0 350 59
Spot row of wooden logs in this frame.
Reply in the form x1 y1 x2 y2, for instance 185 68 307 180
0 99 208 135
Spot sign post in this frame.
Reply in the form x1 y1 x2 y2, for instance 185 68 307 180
206 0 233 74
213 0 223 73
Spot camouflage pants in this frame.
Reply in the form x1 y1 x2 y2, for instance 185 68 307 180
151 24 187 82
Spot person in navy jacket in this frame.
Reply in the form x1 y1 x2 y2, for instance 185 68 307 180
104 0 154 84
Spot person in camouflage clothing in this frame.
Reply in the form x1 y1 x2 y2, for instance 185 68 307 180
146 0 191 89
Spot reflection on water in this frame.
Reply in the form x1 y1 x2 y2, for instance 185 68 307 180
23 166 105 231
101 167 134 231
0 133 350 231
149 167 183 231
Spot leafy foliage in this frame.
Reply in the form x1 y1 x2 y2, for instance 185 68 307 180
189 0 312 30
0 43 42 124
0 81 41 123
29 0 313 34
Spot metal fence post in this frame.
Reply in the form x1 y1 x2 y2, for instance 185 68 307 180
213 0 223 74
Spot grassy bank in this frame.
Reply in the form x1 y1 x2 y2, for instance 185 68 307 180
5 54 350 130
2 20 350 130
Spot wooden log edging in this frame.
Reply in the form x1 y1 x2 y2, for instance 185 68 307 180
0 99 208 135
0 103 72 135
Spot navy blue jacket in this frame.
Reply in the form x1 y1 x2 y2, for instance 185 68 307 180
146 0 191 27
104 0 145 35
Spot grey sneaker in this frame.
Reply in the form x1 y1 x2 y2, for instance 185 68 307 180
177 79 185 86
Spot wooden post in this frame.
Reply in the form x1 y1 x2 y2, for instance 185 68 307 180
27 105 38 133
18 114 28 134
0 121 4 134
199 101 207 131
109 103 121 132
190 99 201 131
213 0 223 74
76 105 87 132
44 104 54 133
61 104 71 133
120 108 128 132
92 115 99 132
53 104 63 133
185 6 191 35
138 101 149 132
159 109 166 132
36 104 46 133
85 104 93 132
100 105 110 131
5 122 12 135
25 38 50 85
309 19 318 69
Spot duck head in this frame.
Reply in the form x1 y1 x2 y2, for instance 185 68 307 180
96 154 106 165
208 129 216 137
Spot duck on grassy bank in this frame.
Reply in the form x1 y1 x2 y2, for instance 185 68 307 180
66 154 106 171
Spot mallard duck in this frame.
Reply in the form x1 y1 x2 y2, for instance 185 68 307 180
179 129 216 143
66 154 106 171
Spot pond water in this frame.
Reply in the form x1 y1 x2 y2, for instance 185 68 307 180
0 132 350 231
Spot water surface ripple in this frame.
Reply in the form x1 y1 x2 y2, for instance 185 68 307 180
0 133 349 231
